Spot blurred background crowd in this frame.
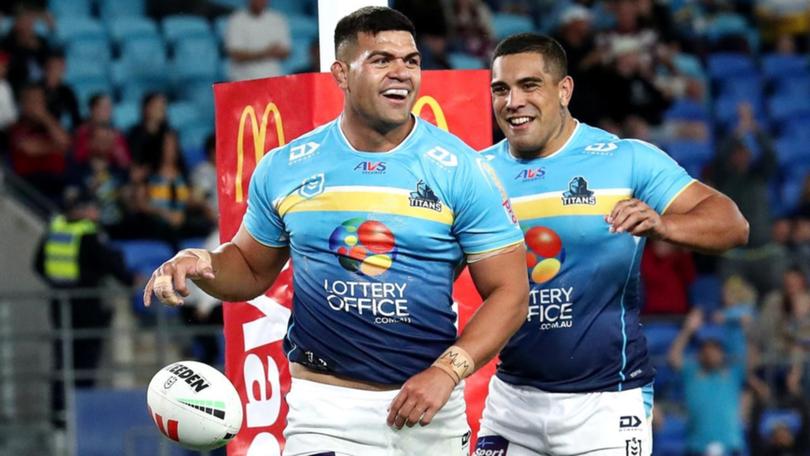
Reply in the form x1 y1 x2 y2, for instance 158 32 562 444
1 0 810 454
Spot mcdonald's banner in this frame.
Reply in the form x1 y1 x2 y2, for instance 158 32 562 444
214 70 494 456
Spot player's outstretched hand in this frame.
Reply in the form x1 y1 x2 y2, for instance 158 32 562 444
386 366 456 429
606 198 668 239
143 249 215 307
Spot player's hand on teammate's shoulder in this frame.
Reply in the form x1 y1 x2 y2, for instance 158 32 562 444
605 198 668 239
386 366 457 430
143 249 216 307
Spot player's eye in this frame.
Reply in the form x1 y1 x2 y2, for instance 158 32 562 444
371 57 390 67
406 56 421 68
491 86 508 96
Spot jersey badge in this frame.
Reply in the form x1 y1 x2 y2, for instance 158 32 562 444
561 176 596 206
409 180 442 212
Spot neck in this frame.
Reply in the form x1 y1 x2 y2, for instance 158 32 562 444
339 110 414 152
511 110 577 160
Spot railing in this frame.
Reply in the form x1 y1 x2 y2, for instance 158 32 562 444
0 287 225 456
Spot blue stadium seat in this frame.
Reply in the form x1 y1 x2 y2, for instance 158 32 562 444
689 274 722 312
49 0 91 18
780 175 804 214
449 52 485 70
214 15 229 44
117 37 168 83
707 52 757 80
210 0 243 9
113 100 140 131
775 135 810 170
171 37 220 85
705 12 758 50
713 94 766 132
771 73 810 99
179 123 212 169
655 413 688 456
491 13 535 40
272 0 315 16
664 140 713 176
75 389 184 456
162 15 212 47
287 14 318 41
664 99 709 123
674 53 706 80
113 240 176 314
762 53 809 81
643 322 680 357
98 0 146 20
717 74 763 101
168 101 201 132
56 17 106 45
107 16 160 46
282 37 313 74
768 93 810 125
66 38 112 64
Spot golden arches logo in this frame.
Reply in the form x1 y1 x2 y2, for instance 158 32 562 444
412 96 448 131
235 102 285 202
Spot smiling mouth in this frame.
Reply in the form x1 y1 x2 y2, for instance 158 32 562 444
381 88 409 101
507 116 533 127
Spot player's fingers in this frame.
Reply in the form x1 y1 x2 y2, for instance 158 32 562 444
628 218 657 236
154 274 182 306
143 274 156 307
392 398 417 430
606 198 636 223
610 203 643 232
173 266 190 298
386 392 407 426
419 406 439 426
406 403 428 427
614 211 648 233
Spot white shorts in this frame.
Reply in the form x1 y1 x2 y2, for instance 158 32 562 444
283 378 471 456
477 376 653 456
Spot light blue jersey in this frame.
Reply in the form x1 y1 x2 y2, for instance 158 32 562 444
482 121 694 392
244 117 523 385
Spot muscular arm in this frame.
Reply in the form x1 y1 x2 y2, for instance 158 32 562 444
608 181 749 255
144 224 289 306
659 181 749 254
455 244 529 368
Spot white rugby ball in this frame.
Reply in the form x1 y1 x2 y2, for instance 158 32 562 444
147 360 243 451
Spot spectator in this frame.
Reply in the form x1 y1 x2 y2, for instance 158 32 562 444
128 92 169 170
41 50 80 130
190 133 218 217
8 83 70 201
712 101 784 293
0 50 17 131
395 0 452 69
33 187 136 428
1 4 52 93
669 308 747 456
77 126 127 229
714 275 756 364
445 0 494 58
73 93 130 169
641 238 696 315
754 267 810 398
225 0 290 81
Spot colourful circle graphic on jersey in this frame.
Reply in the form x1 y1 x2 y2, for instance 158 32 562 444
329 218 398 276
524 226 566 284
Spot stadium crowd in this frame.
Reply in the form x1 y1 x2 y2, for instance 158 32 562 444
2 0 810 454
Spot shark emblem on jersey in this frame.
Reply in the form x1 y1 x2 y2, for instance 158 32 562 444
409 180 442 212
561 176 596 205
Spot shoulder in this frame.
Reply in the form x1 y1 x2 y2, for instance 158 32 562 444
415 120 481 170
257 120 333 172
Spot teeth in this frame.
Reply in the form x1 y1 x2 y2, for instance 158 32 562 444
509 117 531 126
383 88 408 97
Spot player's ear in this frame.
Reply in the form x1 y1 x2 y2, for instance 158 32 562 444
331 61 348 90
558 75 574 108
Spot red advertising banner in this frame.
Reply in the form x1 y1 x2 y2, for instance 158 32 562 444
214 70 494 455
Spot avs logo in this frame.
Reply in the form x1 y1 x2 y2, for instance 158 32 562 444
620 415 642 430
515 167 545 181
299 173 325 199
354 161 386 174
561 176 596 205
289 141 319 164
409 180 442 212
475 435 509 455
625 438 642 456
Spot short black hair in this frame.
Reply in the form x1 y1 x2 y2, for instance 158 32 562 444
88 92 109 110
492 33 568 82
334 6 415 57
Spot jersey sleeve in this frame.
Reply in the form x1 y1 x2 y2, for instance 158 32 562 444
450 154 523 255
243 150 288 247
630 140 696 214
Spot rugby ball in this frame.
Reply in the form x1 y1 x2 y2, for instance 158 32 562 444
147 360 243 450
